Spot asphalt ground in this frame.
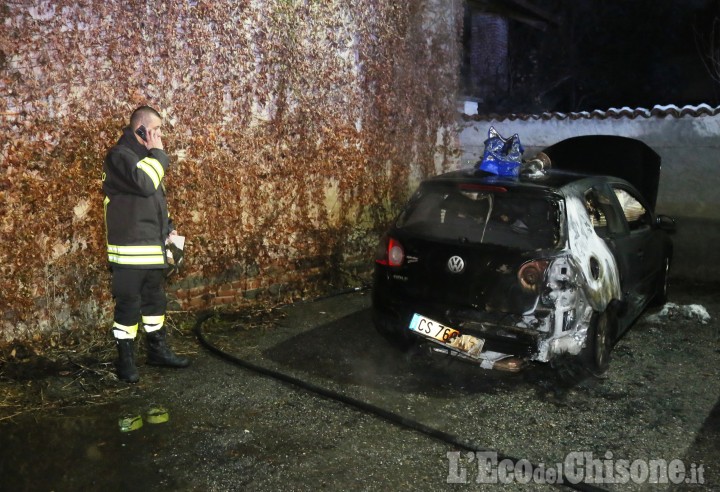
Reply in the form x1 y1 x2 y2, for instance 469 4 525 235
0 278 718 491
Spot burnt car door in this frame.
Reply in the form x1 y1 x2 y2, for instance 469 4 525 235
582 183 644 322
584 181 657 328
607 183 664 314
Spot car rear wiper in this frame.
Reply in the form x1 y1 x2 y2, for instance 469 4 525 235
480 194 493 243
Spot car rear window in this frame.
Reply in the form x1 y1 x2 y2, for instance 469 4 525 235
395 183 561 250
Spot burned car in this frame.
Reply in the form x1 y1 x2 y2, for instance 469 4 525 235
372 136 675 380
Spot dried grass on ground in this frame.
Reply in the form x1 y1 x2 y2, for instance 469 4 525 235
0 298 295 422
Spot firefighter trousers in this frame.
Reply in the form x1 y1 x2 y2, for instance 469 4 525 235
111 267 167 340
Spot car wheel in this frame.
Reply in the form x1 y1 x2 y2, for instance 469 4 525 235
589 311 612 375
552 310 614 385
651 256 670 306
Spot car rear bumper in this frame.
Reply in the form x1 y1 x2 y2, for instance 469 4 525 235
372 292 546 367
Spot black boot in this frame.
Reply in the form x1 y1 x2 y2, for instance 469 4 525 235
115 339 139 383
146 328 190 368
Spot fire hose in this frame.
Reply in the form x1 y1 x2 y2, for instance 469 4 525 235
193 287 607 492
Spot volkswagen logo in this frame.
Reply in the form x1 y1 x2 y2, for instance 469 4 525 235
447 255 465 274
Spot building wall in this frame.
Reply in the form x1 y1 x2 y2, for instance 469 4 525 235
458 105 720 280
0 0 463 344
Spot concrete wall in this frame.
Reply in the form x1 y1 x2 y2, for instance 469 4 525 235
457 108 720 281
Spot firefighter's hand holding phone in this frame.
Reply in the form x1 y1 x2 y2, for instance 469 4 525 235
136 124 163 151
145 126 163 151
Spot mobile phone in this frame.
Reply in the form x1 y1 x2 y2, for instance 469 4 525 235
135 125 148 142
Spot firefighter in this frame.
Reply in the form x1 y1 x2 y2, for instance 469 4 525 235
102 106 189 383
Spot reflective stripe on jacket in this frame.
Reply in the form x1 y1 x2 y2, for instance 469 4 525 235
102 126 172 269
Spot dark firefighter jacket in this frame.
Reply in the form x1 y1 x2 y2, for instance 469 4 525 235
102 126 174 269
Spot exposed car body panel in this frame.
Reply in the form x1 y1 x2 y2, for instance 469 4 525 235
564 193 621 311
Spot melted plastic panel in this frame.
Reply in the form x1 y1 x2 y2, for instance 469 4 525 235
522 196 620 362
527 256 594 362
470 253 595 364
564 195 621 310
514 193 620 363
429 249 595 365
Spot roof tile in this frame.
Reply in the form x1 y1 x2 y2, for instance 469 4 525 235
463 104 720 121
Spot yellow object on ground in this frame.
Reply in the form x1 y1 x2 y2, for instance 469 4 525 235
146 405 170 424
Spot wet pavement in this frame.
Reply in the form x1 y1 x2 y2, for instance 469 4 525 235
1 279 719 491
0 401 182 490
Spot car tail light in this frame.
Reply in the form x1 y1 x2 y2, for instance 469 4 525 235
518 259 549 292
375 236 405 267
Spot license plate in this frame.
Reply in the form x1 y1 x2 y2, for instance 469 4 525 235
408 314 460 343
408 314 484 358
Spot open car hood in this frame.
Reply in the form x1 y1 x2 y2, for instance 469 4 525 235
541 135 661 210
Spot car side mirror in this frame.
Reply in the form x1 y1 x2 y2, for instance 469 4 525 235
656 214 676 233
